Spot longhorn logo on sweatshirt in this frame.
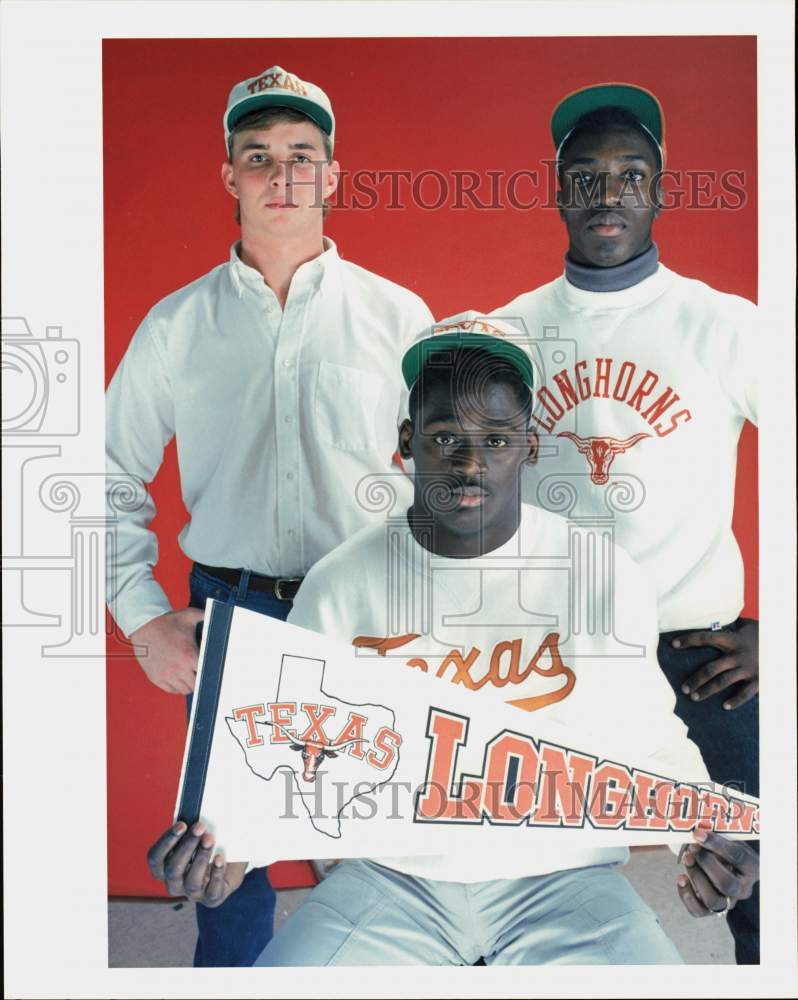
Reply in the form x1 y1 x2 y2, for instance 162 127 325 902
557 432 650 485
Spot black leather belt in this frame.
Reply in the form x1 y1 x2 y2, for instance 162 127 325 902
194 563 303 601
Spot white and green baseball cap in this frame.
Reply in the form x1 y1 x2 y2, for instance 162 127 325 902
552 82 664 163
402 311 535 391
224 65 335 146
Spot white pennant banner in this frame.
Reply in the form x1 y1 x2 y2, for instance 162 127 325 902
176 600 759 869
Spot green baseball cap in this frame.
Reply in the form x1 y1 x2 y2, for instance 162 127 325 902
551 82 664 154
402 312 535 391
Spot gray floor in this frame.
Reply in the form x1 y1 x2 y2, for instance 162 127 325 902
108 847 735 967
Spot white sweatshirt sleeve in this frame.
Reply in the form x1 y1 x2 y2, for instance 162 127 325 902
105 312 176 637
287 559 350 641
713 293 759 425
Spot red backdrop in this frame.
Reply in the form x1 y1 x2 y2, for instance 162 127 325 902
104 36 758 896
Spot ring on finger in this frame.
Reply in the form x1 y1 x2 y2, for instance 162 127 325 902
711 896 732 916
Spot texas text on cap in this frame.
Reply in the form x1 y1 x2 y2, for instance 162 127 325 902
551 82 664 162
402 311 535 391
223 65 335 145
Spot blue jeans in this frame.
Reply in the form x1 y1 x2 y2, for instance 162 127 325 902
657 620 759 965
187 564 294 967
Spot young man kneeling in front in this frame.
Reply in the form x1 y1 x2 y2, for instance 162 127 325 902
150 315 758 965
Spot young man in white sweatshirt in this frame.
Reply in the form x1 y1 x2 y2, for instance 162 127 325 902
148 315 759 965
106 64 432 966
489 83 760 963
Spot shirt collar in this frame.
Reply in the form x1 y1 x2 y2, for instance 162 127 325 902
228 236 340 298
564 242 659 293
556 260 672 311
403 509 523 568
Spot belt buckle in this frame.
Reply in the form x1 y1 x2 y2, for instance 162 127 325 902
274 577 300 601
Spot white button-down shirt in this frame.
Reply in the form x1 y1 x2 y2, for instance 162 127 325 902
106 240 432 637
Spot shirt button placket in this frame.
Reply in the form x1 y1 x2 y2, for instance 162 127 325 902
273 293 303 571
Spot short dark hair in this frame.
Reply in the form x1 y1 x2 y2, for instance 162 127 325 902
408 347 533 428
557 105 662 174
227 106 334 225
227 105 333 163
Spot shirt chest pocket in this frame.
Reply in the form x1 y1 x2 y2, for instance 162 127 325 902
314 361 385 451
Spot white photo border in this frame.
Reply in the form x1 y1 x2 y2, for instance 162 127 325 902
2 1 795 997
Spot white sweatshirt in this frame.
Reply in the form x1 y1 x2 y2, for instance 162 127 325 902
492 265 758 631
288 504 708 883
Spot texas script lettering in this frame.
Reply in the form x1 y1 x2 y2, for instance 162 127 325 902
352 631 576 713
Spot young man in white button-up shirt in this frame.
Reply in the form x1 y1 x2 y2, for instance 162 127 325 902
106 64 432 966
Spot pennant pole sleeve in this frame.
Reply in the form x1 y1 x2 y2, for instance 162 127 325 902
174 599 234 827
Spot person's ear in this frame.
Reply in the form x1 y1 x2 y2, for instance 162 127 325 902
525 428 539 466
556 183 565 221
323 159 340 202
398 418 414 460
221 160 238 200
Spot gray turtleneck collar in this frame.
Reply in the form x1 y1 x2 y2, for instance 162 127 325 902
564 242 659 292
